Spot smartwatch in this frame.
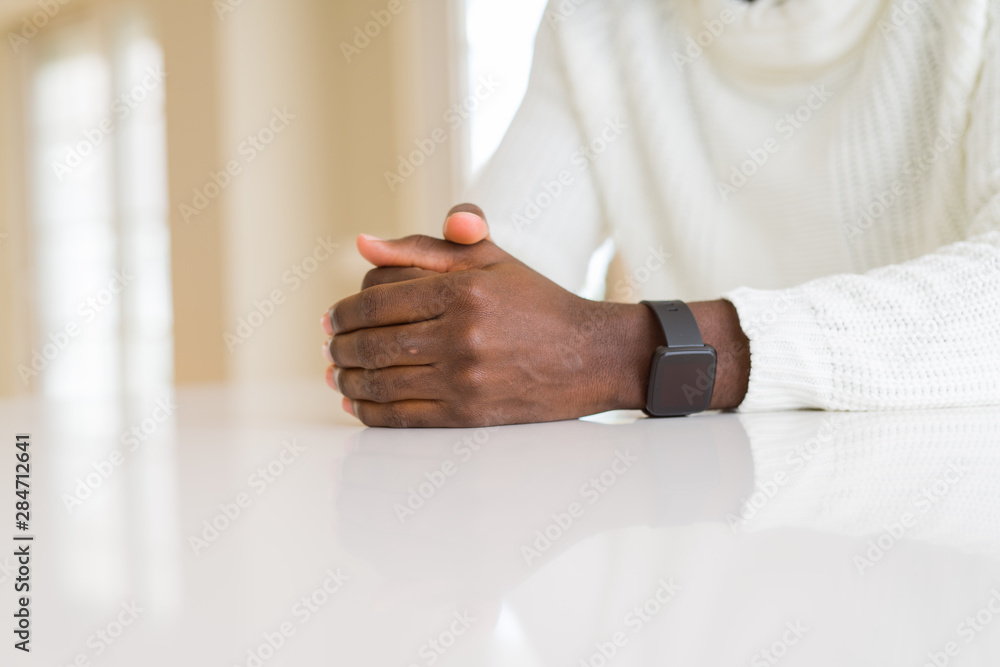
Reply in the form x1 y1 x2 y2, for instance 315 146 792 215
641 301 717 417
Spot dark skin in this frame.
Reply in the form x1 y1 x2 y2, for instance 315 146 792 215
321 204 750 428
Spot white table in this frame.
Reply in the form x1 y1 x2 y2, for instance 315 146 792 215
2 381 999 666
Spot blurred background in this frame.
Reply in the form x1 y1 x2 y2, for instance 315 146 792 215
0 0 549 399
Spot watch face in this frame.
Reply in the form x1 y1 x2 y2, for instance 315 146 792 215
646 347 717 417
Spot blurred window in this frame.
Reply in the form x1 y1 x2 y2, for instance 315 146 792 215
464 0 548 178
28 10 172 398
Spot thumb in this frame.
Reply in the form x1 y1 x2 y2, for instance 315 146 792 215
443 203 491 244
356 233 505 273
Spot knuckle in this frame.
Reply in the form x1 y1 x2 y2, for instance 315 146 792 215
476 406 505 427
442 401 480 428
334 368 352 396
361 269 381 290
358 288 384 325
353 402 372 427
456 323 488 359
452 366 484 396
455 272 489 309
361 369 391 403
354 333 385 368
429 277 455 308
409 279 450 324
393 329 419 359
464 279 489 307
329 303 346 334
340 372 358 399
382 405 409 429
412 234 437 253
328 337 344 366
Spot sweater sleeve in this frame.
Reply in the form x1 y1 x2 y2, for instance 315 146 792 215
464 6 609 296
723 9 1000 413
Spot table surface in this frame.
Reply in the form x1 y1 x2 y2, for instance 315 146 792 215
1 381 999 667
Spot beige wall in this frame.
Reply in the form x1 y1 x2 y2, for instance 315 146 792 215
159 0 228 384
214 0 463 383
0 1 45 397
0 41 17 396
0 0 465 393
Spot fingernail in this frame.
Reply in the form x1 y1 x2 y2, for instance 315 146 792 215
325 365 337 390
448 211 484 223
321 311 333 335
323 337 333 364
448 203 487 221
359 233 383 242
342 397 355 416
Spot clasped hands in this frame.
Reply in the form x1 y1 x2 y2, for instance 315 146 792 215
320 204 748 428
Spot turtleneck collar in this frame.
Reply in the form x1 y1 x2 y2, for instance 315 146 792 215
678 0 890 88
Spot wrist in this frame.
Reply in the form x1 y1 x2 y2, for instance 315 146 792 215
593 299 750 414
595 302 665 412
688 300 750 410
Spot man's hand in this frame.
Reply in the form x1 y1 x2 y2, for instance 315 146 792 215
321 205 750 428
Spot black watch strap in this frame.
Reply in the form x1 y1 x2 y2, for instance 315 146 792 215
640 301 704 348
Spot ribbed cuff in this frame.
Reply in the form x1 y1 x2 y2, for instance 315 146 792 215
722 286 836 412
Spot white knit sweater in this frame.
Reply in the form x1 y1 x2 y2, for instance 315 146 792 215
468 0 1000 412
